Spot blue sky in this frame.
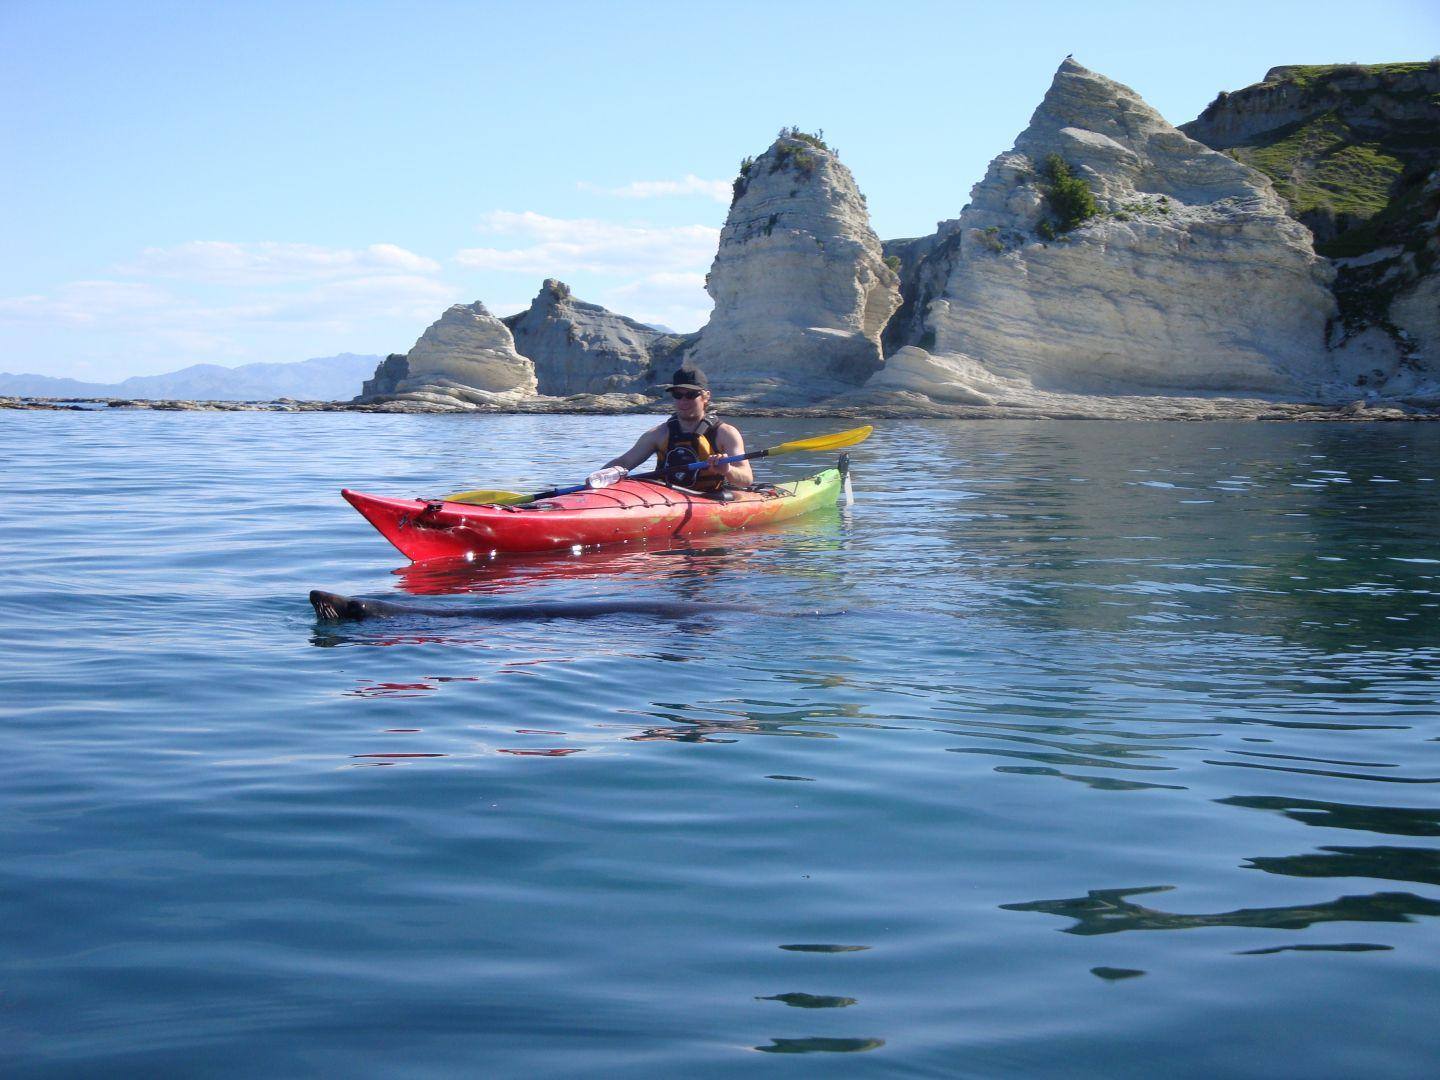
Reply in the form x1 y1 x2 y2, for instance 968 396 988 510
3 0 1436 381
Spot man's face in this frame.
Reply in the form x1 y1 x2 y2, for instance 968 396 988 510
671 388 708 421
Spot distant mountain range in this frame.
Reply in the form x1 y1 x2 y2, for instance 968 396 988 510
0 353 381 401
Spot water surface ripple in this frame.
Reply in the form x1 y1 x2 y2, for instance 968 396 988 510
3 412 1438 1076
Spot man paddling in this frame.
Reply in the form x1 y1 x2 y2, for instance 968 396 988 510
598 366 753 491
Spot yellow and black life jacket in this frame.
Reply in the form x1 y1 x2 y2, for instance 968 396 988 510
656 414 725 490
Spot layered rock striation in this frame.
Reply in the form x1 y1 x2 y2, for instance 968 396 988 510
502 279 687 396
358 301 537 408
686 131 901 402
1181 61 1440 391
884 59 1339 403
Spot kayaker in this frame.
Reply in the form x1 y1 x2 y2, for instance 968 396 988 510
598 366 753 490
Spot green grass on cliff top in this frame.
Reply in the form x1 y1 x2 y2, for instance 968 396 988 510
1233 112 1406 220
1270 61 1434 90
1221 63 1439 258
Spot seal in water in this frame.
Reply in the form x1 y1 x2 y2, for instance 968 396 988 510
308 589 819 623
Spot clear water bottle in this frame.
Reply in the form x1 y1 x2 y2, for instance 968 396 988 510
586 465 629 489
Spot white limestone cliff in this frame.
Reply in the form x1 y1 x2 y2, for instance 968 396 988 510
403 302 537 395
359 301 537 407
687 133 901 402
858 346 996 405
894 59 1340 402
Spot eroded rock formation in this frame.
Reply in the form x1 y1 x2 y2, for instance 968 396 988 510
502 279 687 396
1181 62 1440 393
345 61 1439 417
859 346 995 406
686 132 901 402
358 301 537 408
884 59 1340 404
360 354 409 398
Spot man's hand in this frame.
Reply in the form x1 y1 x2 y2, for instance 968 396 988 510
701 453 732 477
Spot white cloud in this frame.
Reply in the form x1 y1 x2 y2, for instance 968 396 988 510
0 234 470 378
125 241 441 285
228 275 459 326
605 271 709 308
0 280 176 324
602 271 713 333
580 174 732 203
0 255 463 371
1 273 456 331
609 271 709 293
454 211 719 276
1 224 720 374
149 328 247 357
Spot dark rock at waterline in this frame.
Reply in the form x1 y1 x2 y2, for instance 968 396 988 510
360 353 410 398
5 393 1439 421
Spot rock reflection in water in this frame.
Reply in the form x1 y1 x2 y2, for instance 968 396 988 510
1205 757 1439 783
994 765 1186 791
1218 796 1440 837
949 746 1178 772
754 1037 884 1054
778 944 871 953
757 993 858 1008
939 716 1208 780
1003 885 1440 934
1244 846 1440 887
1236 943 1393 955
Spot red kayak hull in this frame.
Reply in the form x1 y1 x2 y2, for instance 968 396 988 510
342 468 843 561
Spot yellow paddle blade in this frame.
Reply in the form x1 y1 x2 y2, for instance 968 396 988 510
768 425 874 457
441 488 532 505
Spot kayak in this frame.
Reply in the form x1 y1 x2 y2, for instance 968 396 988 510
343 464 846 561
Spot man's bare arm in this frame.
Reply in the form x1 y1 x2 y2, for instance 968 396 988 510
604 426 663 472
706 424 753 486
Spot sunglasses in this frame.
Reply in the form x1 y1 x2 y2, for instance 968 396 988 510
670 389 704 400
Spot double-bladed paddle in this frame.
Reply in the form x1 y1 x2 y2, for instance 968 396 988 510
442 424 873 506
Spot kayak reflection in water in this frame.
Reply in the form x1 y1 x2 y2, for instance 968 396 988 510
595 365 754 493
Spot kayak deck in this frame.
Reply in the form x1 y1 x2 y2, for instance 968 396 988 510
343 467 844 561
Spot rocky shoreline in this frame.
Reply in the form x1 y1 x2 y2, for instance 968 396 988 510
5 393 1435 422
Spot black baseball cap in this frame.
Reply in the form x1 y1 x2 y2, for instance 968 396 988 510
659 366 709 391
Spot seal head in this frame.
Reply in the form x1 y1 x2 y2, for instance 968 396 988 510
310 590 376 621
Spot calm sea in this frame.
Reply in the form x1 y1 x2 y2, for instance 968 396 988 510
3 411 1438 1077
